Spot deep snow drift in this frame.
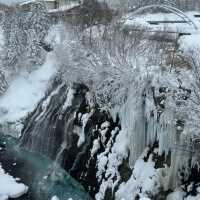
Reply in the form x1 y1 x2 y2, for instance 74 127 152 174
0 53 57 136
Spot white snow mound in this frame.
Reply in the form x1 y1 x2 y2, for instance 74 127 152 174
0 164 28 200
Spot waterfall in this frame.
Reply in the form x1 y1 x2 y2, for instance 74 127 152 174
20 69 198 198
21 78 89 163
20 76 123 198
54 88 75 165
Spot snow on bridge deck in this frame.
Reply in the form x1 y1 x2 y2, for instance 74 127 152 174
122 11 200 35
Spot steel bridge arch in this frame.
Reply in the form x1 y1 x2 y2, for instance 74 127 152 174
126 4 198 30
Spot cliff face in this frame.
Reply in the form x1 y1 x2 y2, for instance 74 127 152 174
20 74 200 200
20 77 121 198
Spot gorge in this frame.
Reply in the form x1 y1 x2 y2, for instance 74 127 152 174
0 1 200 200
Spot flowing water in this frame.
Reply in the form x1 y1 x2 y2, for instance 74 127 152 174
0 135 91 200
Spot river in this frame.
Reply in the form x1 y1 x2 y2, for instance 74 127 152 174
0 135 91 200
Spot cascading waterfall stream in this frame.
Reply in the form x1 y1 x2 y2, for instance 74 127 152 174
20 80 87 159
54 88 75 165
51 101 76 181
20 79 96 191
51 114 76 181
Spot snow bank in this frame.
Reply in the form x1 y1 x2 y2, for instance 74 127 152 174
167 191 200 200
0 164 28 200
167 186 200 200
116 153 162 200
167 190 185 200
51 196 60 200
180 33 200 50
0 53 57 124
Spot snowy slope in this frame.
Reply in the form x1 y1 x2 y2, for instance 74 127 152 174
0 54 57 124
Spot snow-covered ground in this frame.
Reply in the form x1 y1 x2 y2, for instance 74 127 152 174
180 33 200 50
0 164 28 200
115 148 166 200
167 190 200 200
0 54 57 124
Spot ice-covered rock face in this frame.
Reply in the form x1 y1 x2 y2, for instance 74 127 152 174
20 77 121 197
20 71 200 199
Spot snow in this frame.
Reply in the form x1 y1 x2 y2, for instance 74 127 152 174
0 53 57 124
0 4 199 200
101 121 110 129
116 150 168 200
167 190 185 200
51 196 60 200
20 0 55 6
0 164 28 200
19 0 37 5
0 27 4 52
45 23 66 48
91 138 100 157
167 186 200 200
62 88 75 112
180 33 200 50
100 128 108 145
186 195 200 200
96 128 128 200
123 12 200 34
77 109 94 147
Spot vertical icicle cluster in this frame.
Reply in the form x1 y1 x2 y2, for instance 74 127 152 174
117 75 148 167
118 77 176 168
117 70 182 189
116 67 200 191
